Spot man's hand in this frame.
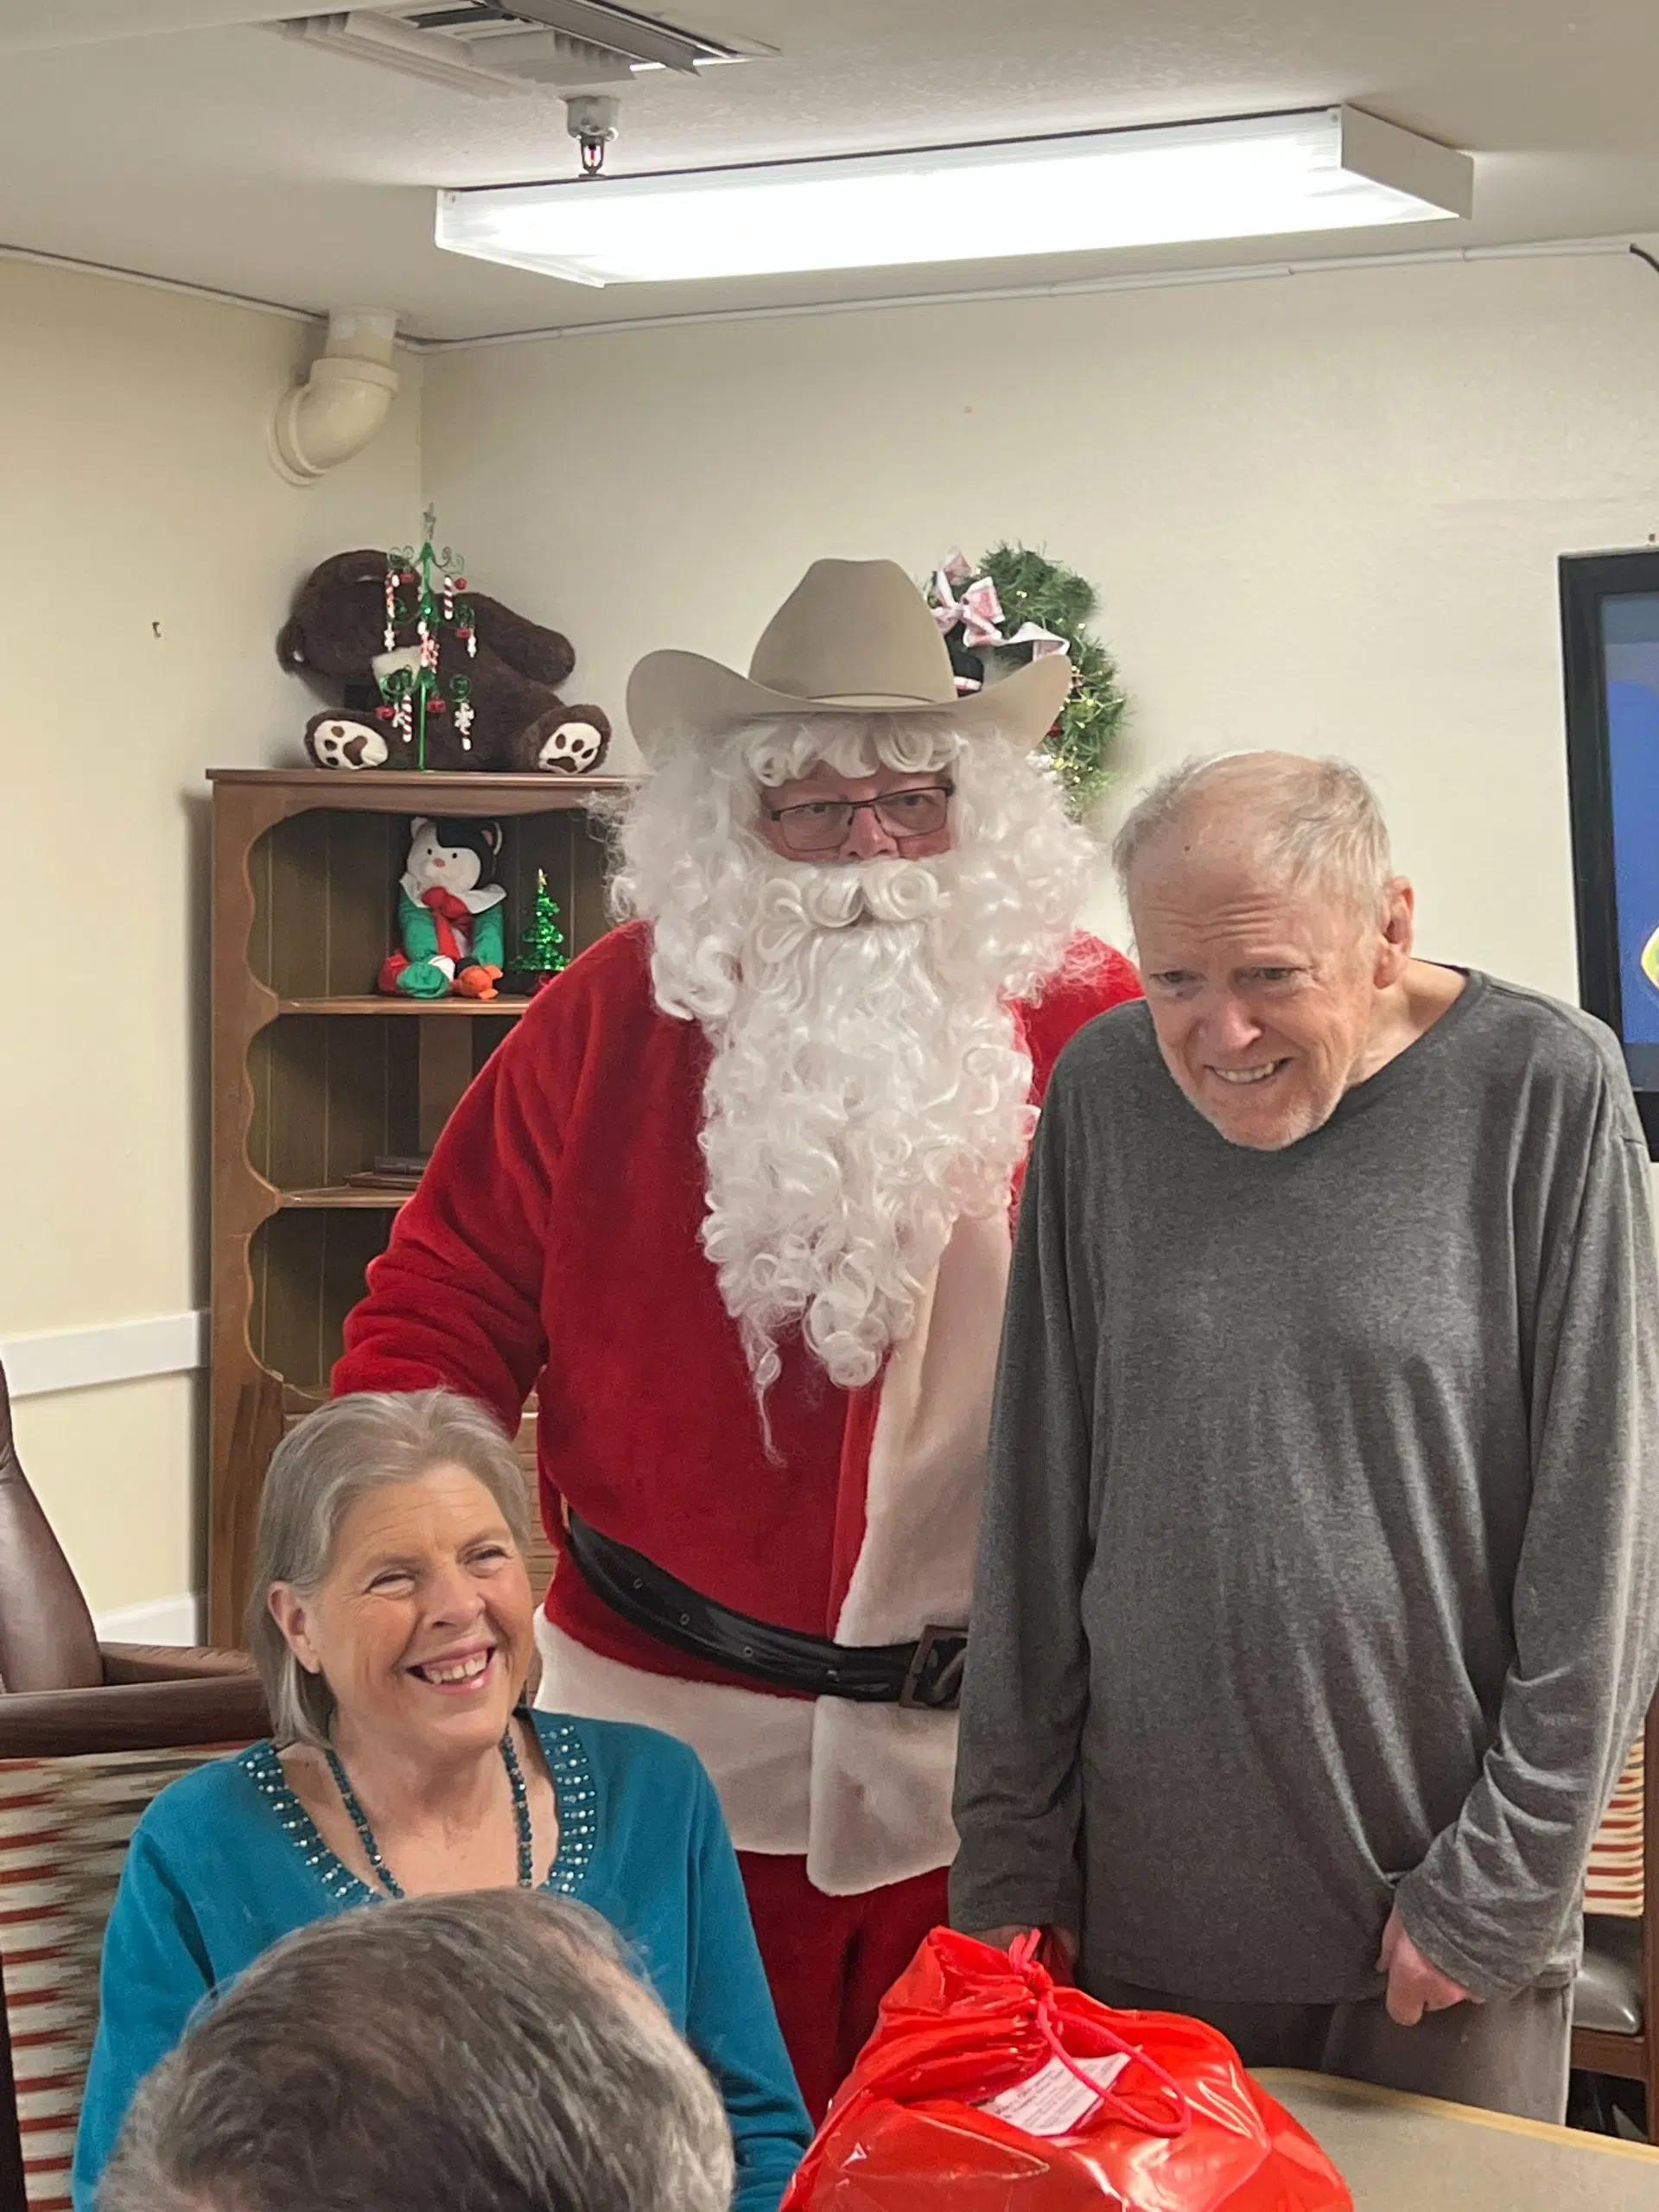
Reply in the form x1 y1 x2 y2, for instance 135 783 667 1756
1376 1906 1475 2025
974 1924 1078 1971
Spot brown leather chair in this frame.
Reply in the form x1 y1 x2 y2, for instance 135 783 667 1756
0 1357 265 1740
0 1360 268 2211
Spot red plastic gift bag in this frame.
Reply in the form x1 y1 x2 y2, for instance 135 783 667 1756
780 1929 1351 2212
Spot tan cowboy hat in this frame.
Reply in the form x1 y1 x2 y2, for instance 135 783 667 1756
626 557 1072 762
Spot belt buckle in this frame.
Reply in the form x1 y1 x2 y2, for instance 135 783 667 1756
899 1624 966 1711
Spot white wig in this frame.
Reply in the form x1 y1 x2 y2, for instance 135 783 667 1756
608 716 1096 1398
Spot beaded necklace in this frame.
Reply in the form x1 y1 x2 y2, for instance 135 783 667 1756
324 1726 534 1899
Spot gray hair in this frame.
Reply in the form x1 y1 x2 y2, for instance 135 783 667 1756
1112 751 1394 923
245 1389 531 1750
98 1889 735 2212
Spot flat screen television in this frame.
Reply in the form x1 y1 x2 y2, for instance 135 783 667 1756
1560 547 1659 1158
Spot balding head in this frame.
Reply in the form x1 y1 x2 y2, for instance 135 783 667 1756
1114 753 1415 1151
1113 753 1393 929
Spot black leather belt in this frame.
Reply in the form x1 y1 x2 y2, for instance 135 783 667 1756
563 1512 967 1710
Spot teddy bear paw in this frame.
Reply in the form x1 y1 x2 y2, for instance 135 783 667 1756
307 715 391 771
533 719 607 774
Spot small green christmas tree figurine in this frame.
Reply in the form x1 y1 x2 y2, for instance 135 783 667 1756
512 870 568 994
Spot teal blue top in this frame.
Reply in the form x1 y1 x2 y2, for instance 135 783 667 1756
73 1713 810 2212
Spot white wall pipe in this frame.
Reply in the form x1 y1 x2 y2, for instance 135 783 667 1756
270 308 400 485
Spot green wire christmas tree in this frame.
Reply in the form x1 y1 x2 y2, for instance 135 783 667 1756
374 505 476 770
511 870 569 994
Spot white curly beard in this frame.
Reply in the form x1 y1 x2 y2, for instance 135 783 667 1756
693 855 1036 1392
607 715 1097 1393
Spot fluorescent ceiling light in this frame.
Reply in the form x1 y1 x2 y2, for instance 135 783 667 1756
435 105 1472 289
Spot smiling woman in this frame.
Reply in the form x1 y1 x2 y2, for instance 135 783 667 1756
253 1395 547 1898
72 1390 811 2212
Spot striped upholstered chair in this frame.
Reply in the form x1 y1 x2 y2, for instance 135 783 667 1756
0 1364 267 2209
1573 1697 1659 2133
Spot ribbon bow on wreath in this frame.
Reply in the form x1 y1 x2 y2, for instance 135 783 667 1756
931 563 1009 658
924 543 1126 817
931 555 1070 680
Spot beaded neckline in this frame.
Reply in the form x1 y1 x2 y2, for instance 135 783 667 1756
240 1710 600 1908
327 1726 533 1898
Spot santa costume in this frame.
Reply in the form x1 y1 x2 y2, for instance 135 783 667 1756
334 560 1141 2114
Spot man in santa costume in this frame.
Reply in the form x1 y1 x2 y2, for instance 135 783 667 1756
333 558 1140 2112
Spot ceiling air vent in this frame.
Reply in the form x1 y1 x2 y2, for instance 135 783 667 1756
276 2 768 96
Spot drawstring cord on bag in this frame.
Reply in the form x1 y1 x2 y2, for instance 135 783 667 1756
1007 1932 1192 2139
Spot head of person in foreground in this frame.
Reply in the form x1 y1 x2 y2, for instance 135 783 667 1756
98 1886 735 2212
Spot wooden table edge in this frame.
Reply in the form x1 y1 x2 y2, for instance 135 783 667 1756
1255 2068 1659 2164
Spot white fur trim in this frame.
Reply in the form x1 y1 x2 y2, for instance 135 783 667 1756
533 1615 811 1855
803 1211 1010 1891
805 1700 963 1895
831 1211 1007 1646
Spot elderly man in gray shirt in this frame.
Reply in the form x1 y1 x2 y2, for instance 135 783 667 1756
951 750 1659 2120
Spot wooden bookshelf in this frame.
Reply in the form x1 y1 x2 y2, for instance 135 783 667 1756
207 768 626 1643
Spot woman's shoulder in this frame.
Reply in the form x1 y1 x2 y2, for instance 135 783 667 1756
129 1740 279 1856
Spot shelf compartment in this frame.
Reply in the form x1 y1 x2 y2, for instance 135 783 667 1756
248 1015 422 1195
247 1011 519 1192
250 1208 397 1396
248 807 610 1000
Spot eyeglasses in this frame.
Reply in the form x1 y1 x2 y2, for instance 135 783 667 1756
763 782 955 855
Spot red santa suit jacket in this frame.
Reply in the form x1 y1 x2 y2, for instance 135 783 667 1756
334 919 1141 1894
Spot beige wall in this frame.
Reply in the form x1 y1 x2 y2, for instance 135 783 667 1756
423 247 1659 988
1 259 422 1617
14 241 1659 1620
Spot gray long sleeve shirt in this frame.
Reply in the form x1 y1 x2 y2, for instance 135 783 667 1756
950 972 1659 2005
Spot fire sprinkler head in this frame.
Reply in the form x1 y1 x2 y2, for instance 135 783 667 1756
564 94 620 176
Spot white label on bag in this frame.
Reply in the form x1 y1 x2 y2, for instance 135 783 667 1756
976 2051 1131 2139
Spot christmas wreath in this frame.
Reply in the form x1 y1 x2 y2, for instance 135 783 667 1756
924 544 1125 814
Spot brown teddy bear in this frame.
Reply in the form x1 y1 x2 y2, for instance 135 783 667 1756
277 549 612 774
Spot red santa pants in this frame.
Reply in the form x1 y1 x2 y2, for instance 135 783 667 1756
736 1852 950 2120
